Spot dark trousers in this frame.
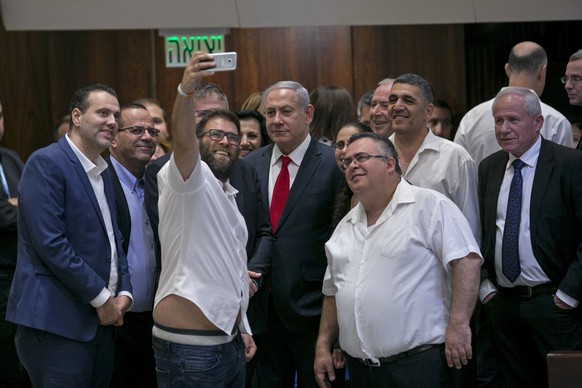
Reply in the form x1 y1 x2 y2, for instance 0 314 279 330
1 276 30 388
485 290 582 388
345 345 450 388
152 332 245 388
254 298 346 388
15 324 115 388
111 311 157 388
1 316 30 388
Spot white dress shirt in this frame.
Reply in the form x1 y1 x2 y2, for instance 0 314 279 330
390 129 481 242
268 134 311 205
155 153 251 334
323 180 482 362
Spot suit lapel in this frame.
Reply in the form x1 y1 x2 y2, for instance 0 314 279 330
530 139 553 241
59 137 108 233
256 144 275 209
275 138 321 232
484 152 508 252
230 161 245 212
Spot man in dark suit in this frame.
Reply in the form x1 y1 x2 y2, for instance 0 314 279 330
244 81 343 387
0 97 28 387
6 84 133 388
107 103 158 387
478 87 582 388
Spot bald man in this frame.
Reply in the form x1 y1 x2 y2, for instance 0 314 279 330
455 41 572 166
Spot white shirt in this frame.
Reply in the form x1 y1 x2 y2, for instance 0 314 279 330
323 180 481 362
155 153 251 334
493 137 549 287
390 129 481 242
454 89 573 167
65 134 125 308
268 134 311 205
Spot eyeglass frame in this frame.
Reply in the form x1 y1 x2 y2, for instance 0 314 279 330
194 109 214 118
340 152 389 172
197 128 241 146
560 76 582 85
118 126 160 137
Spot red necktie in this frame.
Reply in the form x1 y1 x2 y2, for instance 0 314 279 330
270 156 291 232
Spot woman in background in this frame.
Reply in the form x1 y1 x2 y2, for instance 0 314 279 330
236 110 270 158
309 86 355 146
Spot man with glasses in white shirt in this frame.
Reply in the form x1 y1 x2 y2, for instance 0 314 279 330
314 132 482 387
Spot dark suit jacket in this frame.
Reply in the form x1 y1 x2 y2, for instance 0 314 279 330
245 138 343 332
6 136 132 341
479 138 582 301
144 153 273 332
106 158 131 256
0 147 24 272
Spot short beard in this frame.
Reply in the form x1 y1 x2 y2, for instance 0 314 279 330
200 141 239 181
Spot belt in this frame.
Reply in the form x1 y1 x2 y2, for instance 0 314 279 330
498 283 557 298
354 344 442 367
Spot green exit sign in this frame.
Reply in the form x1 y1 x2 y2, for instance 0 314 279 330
165 35 225 68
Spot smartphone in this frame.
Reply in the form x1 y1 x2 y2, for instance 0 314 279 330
205 52 237 72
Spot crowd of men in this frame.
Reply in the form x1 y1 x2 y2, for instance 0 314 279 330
0 42 581 388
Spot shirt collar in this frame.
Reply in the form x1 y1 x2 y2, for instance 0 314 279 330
271 133 312 167
417 128 440 153
506 136 541 171
65 133 107 177
347 179 415 227
110 156 142 192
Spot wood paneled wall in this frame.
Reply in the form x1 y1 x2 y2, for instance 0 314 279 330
1 20 580 160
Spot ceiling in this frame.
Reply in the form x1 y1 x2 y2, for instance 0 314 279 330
1 0 580 31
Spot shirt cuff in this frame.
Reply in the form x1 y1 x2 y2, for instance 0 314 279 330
117 291 134 311
479 279 498 303
90 287 112 308
556 289 579 308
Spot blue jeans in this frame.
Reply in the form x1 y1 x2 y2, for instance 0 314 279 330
152 332 245 388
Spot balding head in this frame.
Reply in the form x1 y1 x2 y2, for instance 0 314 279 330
505 41 547 96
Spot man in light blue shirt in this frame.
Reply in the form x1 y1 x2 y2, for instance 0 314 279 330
107 103 159 387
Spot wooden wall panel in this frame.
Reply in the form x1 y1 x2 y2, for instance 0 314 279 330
0 29 52 158
1 21 581 162
352 24 467 126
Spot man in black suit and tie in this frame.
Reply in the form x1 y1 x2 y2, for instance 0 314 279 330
478 87 582 388
245 81 343 387
107 103 159 387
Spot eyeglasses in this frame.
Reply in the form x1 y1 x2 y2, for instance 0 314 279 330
332 140 348 150
560 76 582 85
198 129 241 146
118 126 159 137
194 109 213 118
340 153 388 172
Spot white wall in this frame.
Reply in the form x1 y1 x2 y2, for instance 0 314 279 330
1 0 580 31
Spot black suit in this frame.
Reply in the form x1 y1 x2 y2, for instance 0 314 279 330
0 147 28 387
478 138 582 387
106 157 157 388
244 138 343 387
